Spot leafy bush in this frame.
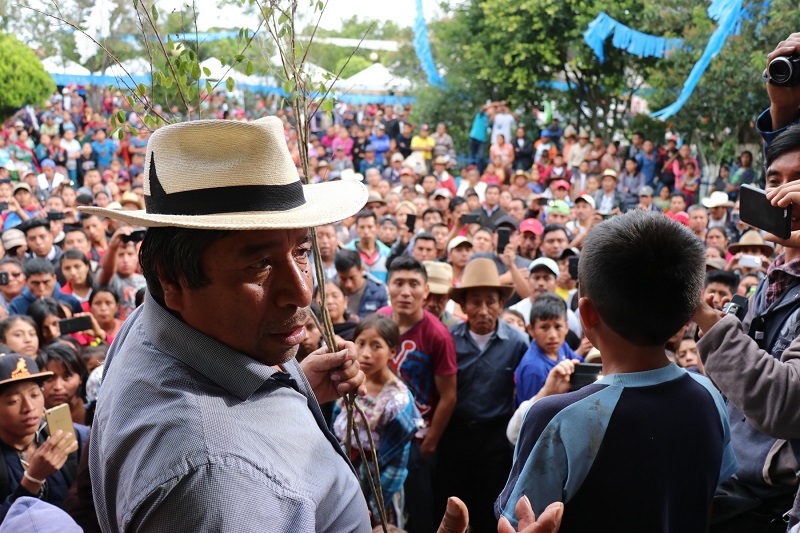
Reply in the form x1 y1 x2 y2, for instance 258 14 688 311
0 35 55 121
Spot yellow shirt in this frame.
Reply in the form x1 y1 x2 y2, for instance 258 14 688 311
555 286 571 302
411 135 435 160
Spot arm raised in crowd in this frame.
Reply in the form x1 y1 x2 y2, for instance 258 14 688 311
97 227 132 286
767 33 800 131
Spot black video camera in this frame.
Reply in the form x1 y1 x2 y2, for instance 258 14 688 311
765 54 800 87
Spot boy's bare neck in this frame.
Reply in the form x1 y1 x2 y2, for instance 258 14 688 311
598 342 672 375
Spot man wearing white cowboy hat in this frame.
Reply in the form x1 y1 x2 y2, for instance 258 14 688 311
701 191 736 232
84 117 374 532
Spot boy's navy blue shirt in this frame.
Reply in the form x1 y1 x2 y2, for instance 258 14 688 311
497 363 737 532
514 340 583 407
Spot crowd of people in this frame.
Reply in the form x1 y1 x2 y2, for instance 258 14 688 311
0 33 799 533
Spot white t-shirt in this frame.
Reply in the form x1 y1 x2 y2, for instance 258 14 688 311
60 138 81 170
469 330 494 351
456 180 487 202
510 297 583 337
491 113 515 144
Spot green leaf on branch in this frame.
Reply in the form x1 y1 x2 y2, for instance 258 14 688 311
151 4 158 21
226 77 235 92
246 61 253 76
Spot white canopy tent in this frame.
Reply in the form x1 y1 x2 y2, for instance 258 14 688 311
334 63 412 94
41 56 92 76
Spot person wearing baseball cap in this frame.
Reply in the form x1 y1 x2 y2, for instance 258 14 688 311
566 194 597 248
637 185 660 212
447 236 474 285
508 257 583 340
0 352 88 516
544 199 571 227
592 169 626 215
518 218 544 260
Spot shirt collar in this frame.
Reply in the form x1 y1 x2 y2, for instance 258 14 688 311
768 252 800 280
597 362 684 387
453 319 508 340
141 292 280 401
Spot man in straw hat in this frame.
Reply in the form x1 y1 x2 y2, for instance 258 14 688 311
84 117 374 532
83 118 562 533
437 258 529 533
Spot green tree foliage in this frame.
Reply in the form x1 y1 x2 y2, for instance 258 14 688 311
641 0 800 163
0 35 55 121
431 0 658 141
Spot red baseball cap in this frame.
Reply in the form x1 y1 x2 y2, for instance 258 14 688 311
552 179 570 190
520 218 544 235
668 211 689 226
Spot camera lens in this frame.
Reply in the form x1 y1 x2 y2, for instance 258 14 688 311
768 57 793 84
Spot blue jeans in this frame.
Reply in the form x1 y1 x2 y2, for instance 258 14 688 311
468 138 485 171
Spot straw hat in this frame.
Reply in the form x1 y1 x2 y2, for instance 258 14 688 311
119 191 144 210
448 258 514 302
79 117 368 229
728 230 774 257
600 169 619 182
423 261 453 295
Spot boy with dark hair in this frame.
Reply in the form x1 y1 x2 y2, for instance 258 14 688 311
703 270 737 310
496 210 737 532
514 293 582 406
345 209 391 283
334 249 389 320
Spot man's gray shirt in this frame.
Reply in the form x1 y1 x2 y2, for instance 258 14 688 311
90 293 370 532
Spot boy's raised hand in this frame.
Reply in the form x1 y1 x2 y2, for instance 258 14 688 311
535 360 577 400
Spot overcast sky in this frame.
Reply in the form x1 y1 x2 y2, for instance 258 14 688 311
157 0 448 32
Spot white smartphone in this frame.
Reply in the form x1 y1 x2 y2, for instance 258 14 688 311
739 254 762 269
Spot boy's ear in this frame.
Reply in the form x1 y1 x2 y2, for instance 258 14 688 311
527 322 535 337
578 297 600 331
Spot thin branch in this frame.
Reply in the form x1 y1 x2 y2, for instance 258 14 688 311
137 1 190 117
17 3 169 125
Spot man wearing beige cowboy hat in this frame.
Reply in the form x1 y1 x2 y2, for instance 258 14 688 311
437 258 530 533
591 169 626 215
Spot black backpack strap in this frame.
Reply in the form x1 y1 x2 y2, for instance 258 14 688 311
0 445 9 501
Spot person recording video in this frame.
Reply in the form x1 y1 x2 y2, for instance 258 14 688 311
693 32 800 533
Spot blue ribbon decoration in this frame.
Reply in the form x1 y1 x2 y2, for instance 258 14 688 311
413 0 445 88
651 0 743 119
583 12 682 63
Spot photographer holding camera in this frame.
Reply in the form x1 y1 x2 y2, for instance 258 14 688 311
693 33 800 533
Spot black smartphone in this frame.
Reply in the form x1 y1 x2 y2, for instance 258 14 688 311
121 229 147 243
0 271 8 285
461 213 481 225
58 316 93 335
739 184 792 239
568 256 579 280
0 202 8 211
537 197 550 207
496 227 511 255
47 211 66 221
569 363 603 392
405 214 416 230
